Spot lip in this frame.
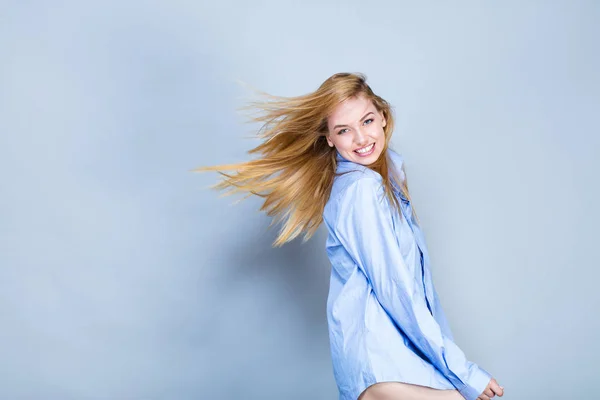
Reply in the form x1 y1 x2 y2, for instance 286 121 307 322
354 142 375 157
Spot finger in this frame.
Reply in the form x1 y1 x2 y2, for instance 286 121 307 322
478 395 490 400
488 378 502 396
484 387 495 397
491 384 504 397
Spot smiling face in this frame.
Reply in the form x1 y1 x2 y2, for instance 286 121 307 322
326 94 387 165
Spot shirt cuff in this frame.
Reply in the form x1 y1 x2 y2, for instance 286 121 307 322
457 363 492 400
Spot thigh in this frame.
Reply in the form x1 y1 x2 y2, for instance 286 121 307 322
358 382 463 400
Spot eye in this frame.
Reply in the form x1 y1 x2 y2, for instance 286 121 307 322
364 118 374 125
337 128 348 135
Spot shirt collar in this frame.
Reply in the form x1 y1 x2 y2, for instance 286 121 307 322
335 150 349 163
335 149 408 201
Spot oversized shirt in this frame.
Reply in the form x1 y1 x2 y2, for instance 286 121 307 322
322 149 491 400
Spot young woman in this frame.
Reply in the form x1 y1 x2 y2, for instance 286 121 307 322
195 73 504 400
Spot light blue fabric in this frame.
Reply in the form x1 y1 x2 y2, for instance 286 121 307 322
322 148 491 400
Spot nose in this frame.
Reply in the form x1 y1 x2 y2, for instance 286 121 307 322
353 128 368 145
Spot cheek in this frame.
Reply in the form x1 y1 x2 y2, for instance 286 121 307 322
338 137 355 151
370 124 385 137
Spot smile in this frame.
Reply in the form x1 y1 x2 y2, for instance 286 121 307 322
354 143 375 156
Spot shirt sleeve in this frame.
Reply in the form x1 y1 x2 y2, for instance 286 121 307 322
333 176 491 400
431 280 455 342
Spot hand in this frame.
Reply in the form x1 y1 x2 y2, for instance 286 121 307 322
477 378 504 400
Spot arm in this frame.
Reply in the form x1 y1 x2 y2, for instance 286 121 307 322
334 177 491 400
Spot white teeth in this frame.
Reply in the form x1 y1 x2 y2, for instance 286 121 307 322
356 143 374 154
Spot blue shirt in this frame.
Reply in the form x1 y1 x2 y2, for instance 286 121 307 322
322 149 491 400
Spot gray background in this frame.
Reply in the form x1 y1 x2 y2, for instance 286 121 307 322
1 1 598 399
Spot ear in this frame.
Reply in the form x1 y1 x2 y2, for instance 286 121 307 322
380 110 387 128
326 135 334 147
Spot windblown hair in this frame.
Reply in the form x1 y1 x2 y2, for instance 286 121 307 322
193 72 417 247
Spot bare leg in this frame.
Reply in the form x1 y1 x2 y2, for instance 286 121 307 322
358 382 464 400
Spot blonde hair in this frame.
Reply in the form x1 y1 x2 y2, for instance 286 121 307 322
193 72 416 247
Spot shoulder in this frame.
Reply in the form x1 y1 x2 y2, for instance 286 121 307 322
326 173 385 218
324 149 402 218
331 166 381 198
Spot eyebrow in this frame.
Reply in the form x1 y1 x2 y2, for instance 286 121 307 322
333 112 375 130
